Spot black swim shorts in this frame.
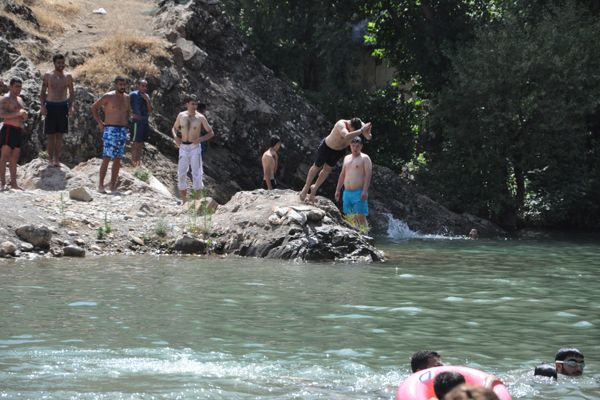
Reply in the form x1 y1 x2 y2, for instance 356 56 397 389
314 139 346 167
44 101 69 135
0 124 23 149
131 121 150 143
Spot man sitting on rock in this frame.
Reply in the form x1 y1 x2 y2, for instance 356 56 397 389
0 78 28 191
334 136 372 229
299 117 371 202
172 94 214 204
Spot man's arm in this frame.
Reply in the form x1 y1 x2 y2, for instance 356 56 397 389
337 120 372 141
262 153 274 190
171 113 182 146
361 155 372 201
143 92 153 114
0 97 25 119
91 95 107 130
40 73 49 116
198 116 215 142
335 157 348 202
67 74 75 115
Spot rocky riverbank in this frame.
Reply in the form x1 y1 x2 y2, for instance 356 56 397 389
0 159 383 262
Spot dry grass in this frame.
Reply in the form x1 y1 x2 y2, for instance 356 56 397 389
74 32 169 89
29 0 81 33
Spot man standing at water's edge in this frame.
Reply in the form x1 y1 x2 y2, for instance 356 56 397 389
0 78 28 190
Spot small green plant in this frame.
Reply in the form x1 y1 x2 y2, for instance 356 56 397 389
103 212 112 234
97 226 105 240
344 214 370 234
38 150 49 160
154 218 169 238
133 168 150 182
186 189 215 235
58 192 66 223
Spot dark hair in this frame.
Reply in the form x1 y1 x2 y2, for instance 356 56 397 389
53 53 65 63
351 136 362 144
137 78 147 84
534 364 557 379
269 135 281 148
350 117 363 131
434 371 466 400
555 348 584 361
184 94 198 104
9 78 22 86
114 76 126 83
410 351 441 373
445 384 500 400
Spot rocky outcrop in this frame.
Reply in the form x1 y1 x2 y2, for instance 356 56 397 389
0 0 504 238
211 190 384 262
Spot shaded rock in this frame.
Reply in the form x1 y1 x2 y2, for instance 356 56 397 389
0 241 17 256
174 235 207 254
15 224 52 248
69 186 93 202
212 190 384 262
63 245 85 257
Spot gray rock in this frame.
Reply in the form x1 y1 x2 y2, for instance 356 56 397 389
69 187 93 202
174 235 207 254
130 235 145 246
15 224 52 248
0 241 17 256
19 242 34 252
63 245 85 257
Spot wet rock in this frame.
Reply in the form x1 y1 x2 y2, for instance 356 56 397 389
0 241 17 256
174 235 207 254
15 224 52 248
63 245 85 257
19 242 34 252
69 186 93 202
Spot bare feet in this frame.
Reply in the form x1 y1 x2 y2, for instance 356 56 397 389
299 186 309 201
307 184 317 203
110 177 121 192
9 183 23 191
98 185 107 194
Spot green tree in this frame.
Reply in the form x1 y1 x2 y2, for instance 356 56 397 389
426 2 600 228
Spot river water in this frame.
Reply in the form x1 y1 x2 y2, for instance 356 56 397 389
1 236 599 399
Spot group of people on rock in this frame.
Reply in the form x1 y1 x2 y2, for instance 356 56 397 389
409 348 586 400
1 53 374 226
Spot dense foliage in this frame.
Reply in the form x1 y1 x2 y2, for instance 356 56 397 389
222 0 600 230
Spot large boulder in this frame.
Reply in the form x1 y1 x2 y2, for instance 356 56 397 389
15 224 52 248
211 189 384 262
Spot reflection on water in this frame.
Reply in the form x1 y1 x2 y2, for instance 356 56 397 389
0 237 599 399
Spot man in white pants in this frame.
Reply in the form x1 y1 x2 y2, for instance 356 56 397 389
172 95 214 203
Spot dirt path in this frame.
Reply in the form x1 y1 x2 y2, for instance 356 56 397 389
39 0 158 70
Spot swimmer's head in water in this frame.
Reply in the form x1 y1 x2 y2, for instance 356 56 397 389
410 350 443 372
350 117 363 131
555 348 584 376
434 371 466 400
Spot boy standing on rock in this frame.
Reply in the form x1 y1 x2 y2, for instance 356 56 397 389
129 78 153 167
0 78 28 190
91 76 131 193
334 136 372 228
172 94 214 204
40 53 75 167
299 117 372 203
261 135 281 190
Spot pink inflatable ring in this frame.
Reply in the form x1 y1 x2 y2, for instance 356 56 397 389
396 366 512 400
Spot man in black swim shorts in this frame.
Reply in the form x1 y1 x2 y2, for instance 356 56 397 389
0 78 28 190
40 53 75 167
299 117 372 202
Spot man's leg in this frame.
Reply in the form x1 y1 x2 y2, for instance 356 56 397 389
132 142 141 167
299 164 322 201
355 214 368 228
46 134 55 165
0 145 10 189
8 147 21 190
98 157 110 192
54 133 63 166
177 146 190 204
110 157 121 191
308 164 332 202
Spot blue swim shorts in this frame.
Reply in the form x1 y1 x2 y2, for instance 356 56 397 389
102 125 128 159
342 188 368 216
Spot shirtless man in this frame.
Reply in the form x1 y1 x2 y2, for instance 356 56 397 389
0 78 28 190
334 136 372 227
261 135 281 190
172 95 215 203
40 53 75 167
91 76 131 193
299 117 372 202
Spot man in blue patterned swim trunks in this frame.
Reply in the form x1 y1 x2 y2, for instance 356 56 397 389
334 136 372 228
91 76 131 193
